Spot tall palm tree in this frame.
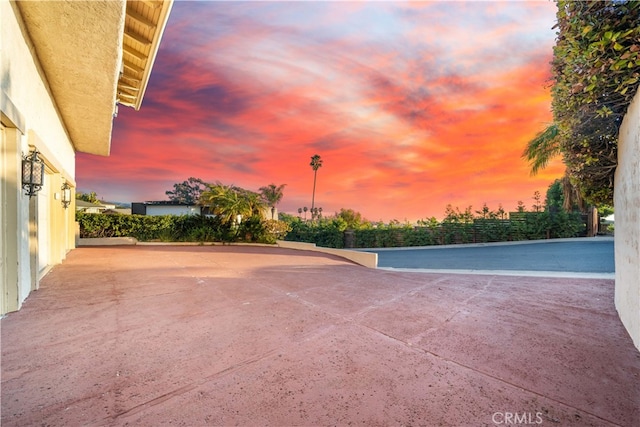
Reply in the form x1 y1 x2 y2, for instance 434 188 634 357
522 124 584 212
309 154 323 217
259 183 286 219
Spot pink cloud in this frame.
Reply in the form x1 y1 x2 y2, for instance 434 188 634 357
77 1 563 221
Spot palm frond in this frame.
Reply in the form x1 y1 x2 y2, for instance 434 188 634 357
522 124 561 175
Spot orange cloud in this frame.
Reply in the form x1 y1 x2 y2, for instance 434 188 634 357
77 0 562 221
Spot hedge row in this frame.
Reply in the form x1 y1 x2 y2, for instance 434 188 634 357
284 219 346 248
353 212 584 248
76 213 289 244
283 211 584 249
77 210 583 249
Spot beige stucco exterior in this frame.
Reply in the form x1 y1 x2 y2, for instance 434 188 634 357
2 0 77 313
615 89 640 351
15 0 126 156
1 0 172 315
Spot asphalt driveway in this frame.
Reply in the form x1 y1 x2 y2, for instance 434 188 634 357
1 245 638 426
364 237 614 276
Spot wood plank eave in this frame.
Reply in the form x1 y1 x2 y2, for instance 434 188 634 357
124 29 152 46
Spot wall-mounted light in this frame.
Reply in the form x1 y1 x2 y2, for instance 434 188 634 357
61 182 72 209
22 149 45 197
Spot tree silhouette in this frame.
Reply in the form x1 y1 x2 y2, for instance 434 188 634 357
166 177 207 204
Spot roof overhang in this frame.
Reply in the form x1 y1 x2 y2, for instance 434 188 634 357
17 0 173 156
117 0 173 111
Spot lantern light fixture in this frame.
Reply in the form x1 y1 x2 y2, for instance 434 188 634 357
22 149 45 197
61 182 72 209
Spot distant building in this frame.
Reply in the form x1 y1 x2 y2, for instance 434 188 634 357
75 200 120 214
132 201 203 216
132 201 276 220
75 200 108 214
104 208 132 215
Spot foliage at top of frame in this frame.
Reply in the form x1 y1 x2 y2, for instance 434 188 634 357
552 0 640 205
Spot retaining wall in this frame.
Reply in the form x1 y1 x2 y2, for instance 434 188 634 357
277 240 378 268
615 90 640 351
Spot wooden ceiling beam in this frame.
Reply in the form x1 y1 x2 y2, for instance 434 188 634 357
119 74 142 84
124 29 152 46
123 59 145 74
117 83 140 92
139 0 162 9
123 44 147 61
126 8 157 29
117 92 137 100
117 99 136 108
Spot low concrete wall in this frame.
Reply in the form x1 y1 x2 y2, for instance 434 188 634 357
615 90 640 351
76 238 377 268
277 240 378 269
78 237 138 246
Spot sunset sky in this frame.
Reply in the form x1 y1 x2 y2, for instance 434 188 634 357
76 0 566 222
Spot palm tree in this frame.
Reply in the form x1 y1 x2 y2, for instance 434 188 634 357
522 124 584 212
522 124 560 175
200 183 266 227
259 183 286 219
309 154 323 217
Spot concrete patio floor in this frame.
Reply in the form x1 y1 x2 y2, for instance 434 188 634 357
1 245 639 426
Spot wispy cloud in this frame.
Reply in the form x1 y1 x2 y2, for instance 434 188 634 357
77 0 562 220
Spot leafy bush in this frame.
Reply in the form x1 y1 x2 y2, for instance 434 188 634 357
552 1 640 205
262 219 292 244
549 211 584 238
280 197 585 249
354 227 400 248
76 212 285 244
237 216 266 243
283 217 344 248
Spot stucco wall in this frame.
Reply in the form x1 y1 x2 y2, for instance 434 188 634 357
1 2 77 313
2 2 76 177
615 90 640 350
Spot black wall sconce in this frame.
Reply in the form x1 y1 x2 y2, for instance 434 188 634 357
22 149 45 197
61 182 72 209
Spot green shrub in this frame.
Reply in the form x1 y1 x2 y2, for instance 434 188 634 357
283 217 344 248
549 211 584 238
261 220 292 244
76 212 282 244
237 216 265 243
